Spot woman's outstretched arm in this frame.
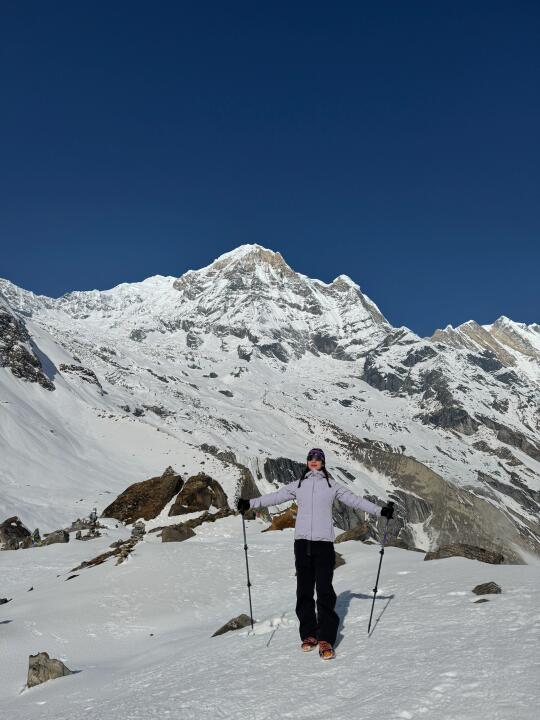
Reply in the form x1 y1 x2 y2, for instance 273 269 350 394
333 483 382 516
249 482 297 509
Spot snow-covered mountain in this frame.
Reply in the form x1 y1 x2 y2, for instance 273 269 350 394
1 243 539 561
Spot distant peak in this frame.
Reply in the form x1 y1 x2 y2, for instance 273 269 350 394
332 274 359 288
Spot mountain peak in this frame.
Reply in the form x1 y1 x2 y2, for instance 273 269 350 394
196 244 289 273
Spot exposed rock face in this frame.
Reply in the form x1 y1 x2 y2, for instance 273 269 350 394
263 457 305 486
432 317 540 368
0 516 31 550
199 444 270 522
102 466 183 523
59 363 105 394
424 544 506 564
212 613 252 637
0 302 54 390
328 426 535 561
168 472 228 516
161 524 196 542
27 652 73 688
475 416 540 462
472 581 502 595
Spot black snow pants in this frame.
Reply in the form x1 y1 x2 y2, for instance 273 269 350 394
294 539 339 646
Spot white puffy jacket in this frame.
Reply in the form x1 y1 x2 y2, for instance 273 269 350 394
249 469 381 542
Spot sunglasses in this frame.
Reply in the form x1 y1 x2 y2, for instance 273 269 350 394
307 454 324 461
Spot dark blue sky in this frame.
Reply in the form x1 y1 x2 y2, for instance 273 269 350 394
1 2 538 336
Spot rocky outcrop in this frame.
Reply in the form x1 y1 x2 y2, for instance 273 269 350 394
0 516 31 550
42 529 70 545
27 652 73 688
71 536 141 571
335 523 373 544
152 507 235 540
168 472 228 516
102 466 183 523
261 504 297 532
0 303 54 390
424 544 506 564
59 363 104 394
212 614 252 637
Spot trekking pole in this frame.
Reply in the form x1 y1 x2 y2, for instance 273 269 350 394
241 511 255 631
367 502 393 635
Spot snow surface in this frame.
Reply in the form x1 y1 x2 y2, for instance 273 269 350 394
1 515 538 719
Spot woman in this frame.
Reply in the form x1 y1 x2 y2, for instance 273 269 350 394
237 447 394 659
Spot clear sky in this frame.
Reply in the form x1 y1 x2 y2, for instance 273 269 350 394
1 1 538 336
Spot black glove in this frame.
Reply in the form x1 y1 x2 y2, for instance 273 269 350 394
380 501 395 519
236 498 251 514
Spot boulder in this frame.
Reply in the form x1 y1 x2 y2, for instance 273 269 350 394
261 504 297 532
102 466 183 524
335 522 372 544
168 473 228 516
212 613 253 637
424 544 505 564
42 530 70 546
472 581 502 595
27 651 73 688
161 524 196 543
0 516 31 550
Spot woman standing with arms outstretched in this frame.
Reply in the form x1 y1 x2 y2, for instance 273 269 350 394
237 448 394 659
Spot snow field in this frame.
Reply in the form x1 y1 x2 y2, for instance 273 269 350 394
1 515 539 720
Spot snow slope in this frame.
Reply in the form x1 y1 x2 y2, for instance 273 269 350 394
1 515 539 719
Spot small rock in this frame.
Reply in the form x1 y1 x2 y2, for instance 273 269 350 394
472 581 502 595
474 598 490 604
0 597 12 605
27 651 73 688
212 613 253 637
131 520 146 539
334 551 346 569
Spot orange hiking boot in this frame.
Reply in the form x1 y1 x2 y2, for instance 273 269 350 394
318 641 336 660
300 636 318 652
